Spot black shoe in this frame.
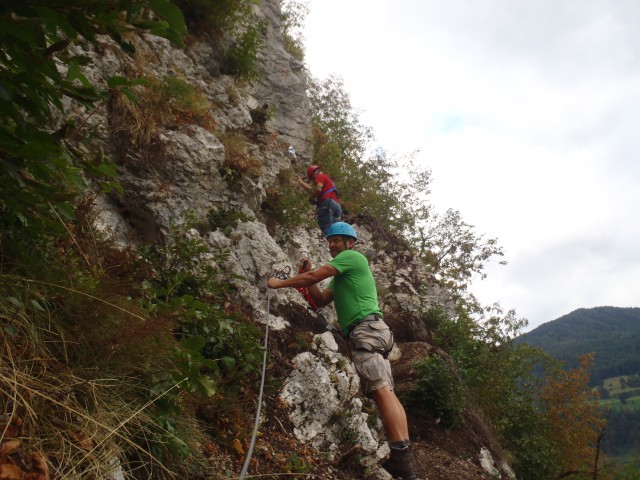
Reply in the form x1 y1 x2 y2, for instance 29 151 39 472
382 446 418 480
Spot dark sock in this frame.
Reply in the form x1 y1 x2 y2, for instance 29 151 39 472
390 440 410 450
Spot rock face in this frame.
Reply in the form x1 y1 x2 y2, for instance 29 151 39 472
72 0 508 477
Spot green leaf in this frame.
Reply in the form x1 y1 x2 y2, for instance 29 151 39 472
3 325 18 337
30 299 46 312
6 297 25 309
196 375 217 397
181 335 206 352
149 0 187 35
95 163 118 177
54 202 76 220
66 61 92 88
107 76 131 89
221 356 236 369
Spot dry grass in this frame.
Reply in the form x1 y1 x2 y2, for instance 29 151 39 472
0 266 210 479
109 76 216 166
219 132 263 179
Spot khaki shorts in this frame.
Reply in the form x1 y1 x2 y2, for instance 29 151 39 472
349 318 395 395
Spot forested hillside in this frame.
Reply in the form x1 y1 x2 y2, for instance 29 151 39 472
517 306 640 385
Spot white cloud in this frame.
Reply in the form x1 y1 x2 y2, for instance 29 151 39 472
303 0 640 330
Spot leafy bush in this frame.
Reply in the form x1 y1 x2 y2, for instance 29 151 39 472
174 0 265 80
0 0 185 238
139 213 262 384
281 0 309 61
224 20 267 80
110 75 214 157
207 206 250 235
408 355 465 427
261 169 314 235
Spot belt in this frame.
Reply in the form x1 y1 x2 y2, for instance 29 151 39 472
348 313 382 335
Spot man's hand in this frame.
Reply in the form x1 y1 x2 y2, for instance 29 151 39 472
267 277 282 289
300 258 312 272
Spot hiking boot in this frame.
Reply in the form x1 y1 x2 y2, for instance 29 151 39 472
382 446 418 480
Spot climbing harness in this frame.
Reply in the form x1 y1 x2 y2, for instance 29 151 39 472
348 314 395 359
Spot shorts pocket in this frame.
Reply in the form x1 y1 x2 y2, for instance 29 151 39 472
354 351 384 382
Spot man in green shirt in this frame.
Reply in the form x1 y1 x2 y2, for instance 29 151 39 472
267 222 418 480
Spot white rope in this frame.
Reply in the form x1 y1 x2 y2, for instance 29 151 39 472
238 283 273 479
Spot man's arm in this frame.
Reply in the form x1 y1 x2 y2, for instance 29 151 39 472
294 176 312 193
267 263 337 307
308 180 323 201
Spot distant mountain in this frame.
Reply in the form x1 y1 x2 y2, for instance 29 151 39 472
516 306 640 385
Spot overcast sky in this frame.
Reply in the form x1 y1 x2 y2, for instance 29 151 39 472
300 0 640 331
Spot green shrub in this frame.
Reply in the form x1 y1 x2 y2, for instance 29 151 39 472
173 0 265 81
407 355 464 427
223 20 267 80
207 206 250 235
174 0 255 34
281 0 309 62
156 75 211 117
261 169 313 236
139 213 262 384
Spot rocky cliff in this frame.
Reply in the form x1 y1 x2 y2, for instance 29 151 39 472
67 1 514 478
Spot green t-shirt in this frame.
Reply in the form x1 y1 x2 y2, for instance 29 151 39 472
328 249 382 335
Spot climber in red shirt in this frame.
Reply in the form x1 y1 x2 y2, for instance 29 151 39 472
295 165 342 235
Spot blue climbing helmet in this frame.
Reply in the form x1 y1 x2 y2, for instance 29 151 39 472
325 222 357 241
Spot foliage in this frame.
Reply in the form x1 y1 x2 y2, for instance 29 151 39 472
224 19 267 81
540 354 608 478
139 213 263 388
0 219 209 477
110 74 214 155
603 407 640 456
0 0 185 238
207 206 251 235
287 452 313 473
411 302 611 479
414 209 505 302
173 0 265 80
307 75 504 301
408 354 465 427
262 168 314 235
281 0 309 61
154 75 212 118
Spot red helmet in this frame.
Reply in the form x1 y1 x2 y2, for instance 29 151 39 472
306 165 320 179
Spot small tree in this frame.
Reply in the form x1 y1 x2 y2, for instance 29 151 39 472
541 354 608 478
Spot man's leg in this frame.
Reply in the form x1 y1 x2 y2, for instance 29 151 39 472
349 322 417 479
370 386 409 442
371 386 417 480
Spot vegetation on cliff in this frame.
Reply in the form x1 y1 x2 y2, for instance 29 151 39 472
0 1 625 479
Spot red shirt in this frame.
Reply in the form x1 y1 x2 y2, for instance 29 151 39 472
314 172 339 202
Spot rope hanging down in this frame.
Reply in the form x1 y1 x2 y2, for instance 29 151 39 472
239 261 337 479
238 267 287 479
